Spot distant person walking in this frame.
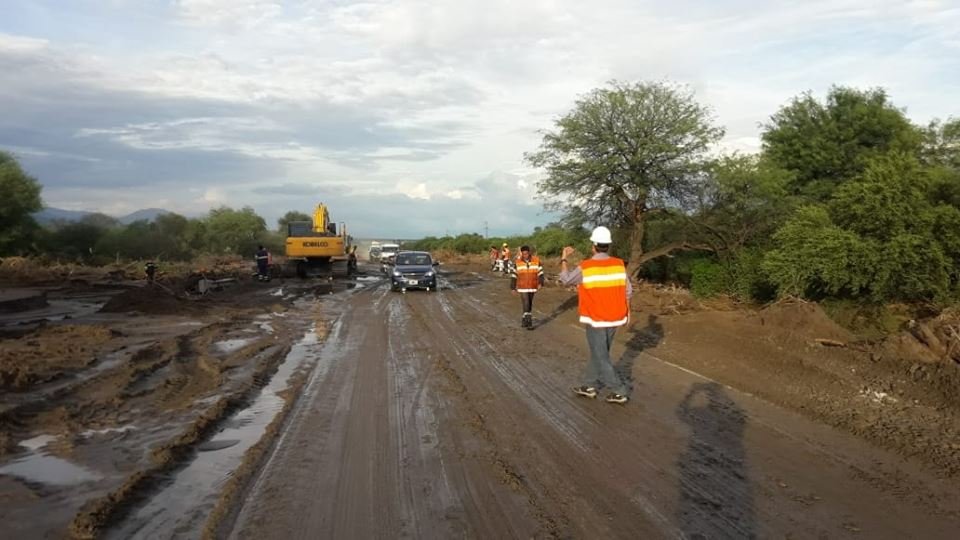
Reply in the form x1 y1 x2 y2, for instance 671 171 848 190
558 226 631 404
510 245 544 330
144 261 158 284
255 245 270 282
489 245 500 271
500 243 512 274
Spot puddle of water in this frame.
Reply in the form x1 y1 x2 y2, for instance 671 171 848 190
0 434 103 486
213 338 256 354
258 322 274 334
108 329 324 539
20 434 57 450
82 425 136 438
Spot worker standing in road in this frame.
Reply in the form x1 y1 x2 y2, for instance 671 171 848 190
255 245 270 282
347 245 358 276
510 245 544 330
558 226 631 404
489 245 500 271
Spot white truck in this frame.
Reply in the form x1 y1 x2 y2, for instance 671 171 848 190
379 243 400 263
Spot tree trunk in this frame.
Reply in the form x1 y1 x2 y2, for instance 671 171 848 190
626 210 645 281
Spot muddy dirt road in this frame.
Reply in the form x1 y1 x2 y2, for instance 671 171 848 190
223 269 958 539
2 263 959 539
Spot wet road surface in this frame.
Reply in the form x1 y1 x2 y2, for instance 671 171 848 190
223 272 960 539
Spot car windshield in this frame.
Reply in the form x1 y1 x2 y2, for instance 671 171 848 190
396 253 431 266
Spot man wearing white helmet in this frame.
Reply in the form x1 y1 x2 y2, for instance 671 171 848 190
558 226 631 404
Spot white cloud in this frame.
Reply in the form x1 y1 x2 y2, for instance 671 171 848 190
2 1 959 235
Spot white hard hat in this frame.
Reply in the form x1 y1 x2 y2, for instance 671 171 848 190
590 226 613 244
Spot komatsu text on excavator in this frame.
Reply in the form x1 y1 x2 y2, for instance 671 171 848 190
284 203 350 278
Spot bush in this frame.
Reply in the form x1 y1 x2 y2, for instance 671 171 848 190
689 258 729 298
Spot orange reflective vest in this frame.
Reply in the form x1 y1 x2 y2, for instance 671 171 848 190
513 256 543 292
578 257 629 328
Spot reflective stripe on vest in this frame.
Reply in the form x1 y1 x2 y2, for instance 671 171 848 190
578 257 628 327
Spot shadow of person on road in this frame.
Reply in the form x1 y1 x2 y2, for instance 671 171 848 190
675 382 755 539
534 294 579 328
614 314 664 391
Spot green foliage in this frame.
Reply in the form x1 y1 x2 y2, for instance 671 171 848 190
763 205 878 298
827 153 930 239
762 86 923 200
764 153 959 303
728 248 777 302
406 225 590 257
698 154 795 252
203 206 267 256
277 210 312 233
527 80 724 275
0 151 43 255
42 222 112 261
689 258 729 298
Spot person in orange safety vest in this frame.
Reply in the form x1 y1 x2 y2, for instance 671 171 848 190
558 226 631 405
509 245 544 330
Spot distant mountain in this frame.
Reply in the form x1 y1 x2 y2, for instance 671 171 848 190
118 208 170 225
32 207 93 225
33 207 171 225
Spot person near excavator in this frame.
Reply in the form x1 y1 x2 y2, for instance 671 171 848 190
255 245 270 282
510 245 544 329
558 226 631 405
347 245 358 276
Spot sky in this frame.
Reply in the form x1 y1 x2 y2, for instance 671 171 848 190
1 0 958 238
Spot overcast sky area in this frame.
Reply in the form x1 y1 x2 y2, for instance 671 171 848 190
1 1 958 237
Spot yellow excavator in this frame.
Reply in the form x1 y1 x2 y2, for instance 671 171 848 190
284 203 350 278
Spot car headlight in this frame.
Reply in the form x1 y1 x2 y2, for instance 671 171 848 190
425 271 434 277
392 270 402 277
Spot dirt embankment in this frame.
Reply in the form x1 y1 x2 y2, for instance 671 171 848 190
451 256 960 477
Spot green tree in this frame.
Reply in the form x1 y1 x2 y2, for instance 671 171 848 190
203 206 267 255
526 80 724 278
697 154 795 254
45 222 111 261
761 86 922 200
79 213 120 230
763 153 956 303
277 210 312 233
921 117 960 170
0 151 43 254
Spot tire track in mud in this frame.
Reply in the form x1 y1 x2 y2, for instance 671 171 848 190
401 293 564 537
421 288 672 538
227 284 544 539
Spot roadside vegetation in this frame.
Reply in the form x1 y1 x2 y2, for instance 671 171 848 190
3 81 960 319
412 82 960 321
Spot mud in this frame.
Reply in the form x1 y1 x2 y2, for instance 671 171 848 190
223 262 959 539
0 267 374 539
2 261 959 538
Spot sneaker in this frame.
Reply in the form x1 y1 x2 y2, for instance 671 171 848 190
605 393 629 405
574 386 598 398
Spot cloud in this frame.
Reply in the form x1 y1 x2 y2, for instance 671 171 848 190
1 1 958 236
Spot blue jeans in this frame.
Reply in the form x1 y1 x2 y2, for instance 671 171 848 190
583 326 627 395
